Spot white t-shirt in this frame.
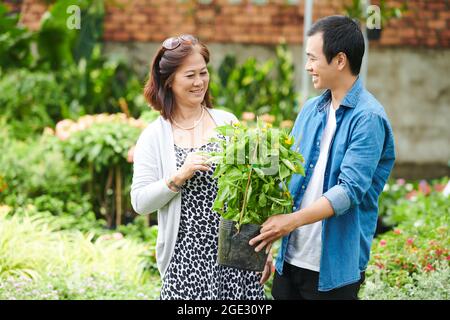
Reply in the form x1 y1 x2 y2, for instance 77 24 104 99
285 102 337 271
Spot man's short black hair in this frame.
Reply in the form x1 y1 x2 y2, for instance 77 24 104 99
307 15 365 75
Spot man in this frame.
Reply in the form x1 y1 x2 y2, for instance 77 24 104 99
250 15 395 300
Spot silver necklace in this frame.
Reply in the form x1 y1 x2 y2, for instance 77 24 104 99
172 107 205 130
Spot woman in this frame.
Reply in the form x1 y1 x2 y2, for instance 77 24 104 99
131 35 270 300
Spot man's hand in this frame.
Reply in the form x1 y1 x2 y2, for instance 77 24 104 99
260 245 273 285
249 213 299 253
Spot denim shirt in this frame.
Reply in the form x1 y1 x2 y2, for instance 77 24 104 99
275 77 396 291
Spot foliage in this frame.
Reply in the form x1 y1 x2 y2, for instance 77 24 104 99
0 1 148 128
208 121 304 229
0 272 161 300
0 126 87 206
209 43 299 126
0 3 35 71
0 69 70 139
57 113 146 227
57 45 149 118
363 190 450 298
59 113 144 171
343 0 408 28
379 177 449 227
360 261 449 300
0 206 154 289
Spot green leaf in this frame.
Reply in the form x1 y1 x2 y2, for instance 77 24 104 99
281 158 296 172
258 193 267 207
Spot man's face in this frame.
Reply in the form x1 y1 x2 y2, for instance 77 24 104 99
305 32 338 90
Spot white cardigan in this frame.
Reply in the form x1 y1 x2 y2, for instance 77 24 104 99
130 108 238 277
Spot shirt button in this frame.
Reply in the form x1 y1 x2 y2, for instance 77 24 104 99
302 185 306 189
316 142 320 146
310 164 314 168
293 206 297 211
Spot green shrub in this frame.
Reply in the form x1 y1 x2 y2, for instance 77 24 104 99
378 177 449 227
360 261 449 300
0 206 155 291
0 3 35 71
209 43 299 126
0 69 70 138
58 113 145 227
0 129 87 205
0 273 161 300
364 190 450 297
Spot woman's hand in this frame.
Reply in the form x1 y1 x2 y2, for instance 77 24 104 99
175 152 211 183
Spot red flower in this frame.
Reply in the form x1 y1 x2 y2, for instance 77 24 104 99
379 239 387 247
393 229 402 235
424 264 435 272
406 238 414 245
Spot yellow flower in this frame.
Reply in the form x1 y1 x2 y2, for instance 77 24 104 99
284 137 293 146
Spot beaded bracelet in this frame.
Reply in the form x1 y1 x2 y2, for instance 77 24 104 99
167 178 182 192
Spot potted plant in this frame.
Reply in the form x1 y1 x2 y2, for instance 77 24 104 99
206 121 304 271
343 0 407 41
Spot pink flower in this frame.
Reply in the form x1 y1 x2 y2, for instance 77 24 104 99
379 239 387 247
127 145 135 163
418 180 431 195
396 178 406 186
55 119 76 141
241 112 256 121
112 232 123 240
406 238 414 245
259 114 276 124
393 229 402 235
280 120 294 129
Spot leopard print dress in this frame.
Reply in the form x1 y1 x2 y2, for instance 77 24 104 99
159 140 265 300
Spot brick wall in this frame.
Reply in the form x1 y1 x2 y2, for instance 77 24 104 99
17 0 450 47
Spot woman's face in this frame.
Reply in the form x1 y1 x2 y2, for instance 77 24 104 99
171 49 209 108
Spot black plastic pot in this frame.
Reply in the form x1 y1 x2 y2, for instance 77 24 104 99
217 218 268 272
367 28 382 41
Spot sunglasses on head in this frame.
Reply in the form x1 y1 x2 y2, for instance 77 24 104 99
162 34 198 50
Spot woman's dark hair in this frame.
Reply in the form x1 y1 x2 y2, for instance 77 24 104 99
307 15 365 75
143 37 212 120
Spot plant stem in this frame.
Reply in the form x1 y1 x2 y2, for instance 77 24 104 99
238 167 252 232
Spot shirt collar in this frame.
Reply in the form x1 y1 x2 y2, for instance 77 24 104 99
316 77 363 112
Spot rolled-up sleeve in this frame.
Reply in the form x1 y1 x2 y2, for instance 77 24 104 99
323 184 351 216
323 113 386 216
